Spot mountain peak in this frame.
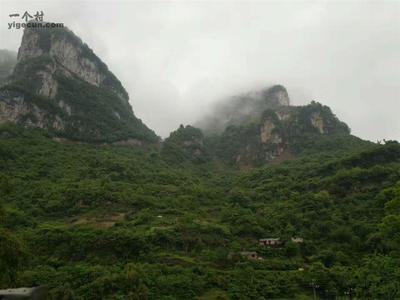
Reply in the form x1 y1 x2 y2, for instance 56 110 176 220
197 84 290 135
195 85 351 167
0 24 157 143
262 84 290 106
16 25 128 102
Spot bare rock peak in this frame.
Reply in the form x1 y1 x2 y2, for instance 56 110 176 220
17 24 128 102
263 84 290 106
0 24 158 143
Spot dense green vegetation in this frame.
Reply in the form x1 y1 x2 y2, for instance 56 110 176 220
0 74 158 144
162 125 210 164
1 123 399 299
1 26 158 144
55 73 158 143
208 102 364 166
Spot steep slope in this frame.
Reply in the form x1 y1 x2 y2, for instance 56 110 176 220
162 125 210 164
0 124 398 299
198 84 290 135
194 85 367 167
212 101 352 166
1 22 397 300
0 24 157 143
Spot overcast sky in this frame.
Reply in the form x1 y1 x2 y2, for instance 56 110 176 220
1 0 399 140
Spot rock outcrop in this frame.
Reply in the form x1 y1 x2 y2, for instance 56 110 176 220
262 84 290 106
0 23 157 143
310 111 325 134
200 88 350 167
198 85 291 135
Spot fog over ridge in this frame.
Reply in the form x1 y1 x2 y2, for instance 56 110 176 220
1 0 399 141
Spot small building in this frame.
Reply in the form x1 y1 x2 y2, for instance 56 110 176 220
259 238 282 247
0 286 47 300
239 251 259 260
291 237 304 244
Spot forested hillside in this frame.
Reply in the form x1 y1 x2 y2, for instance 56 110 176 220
1 23 399 300
1 124 399 299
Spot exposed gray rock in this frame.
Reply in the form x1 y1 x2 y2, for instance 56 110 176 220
15 23 130 106
260 119 276 143
49 39 106 87
36 63 58 98
58 99 72 115
310 111 324 133
0 23 158 143
0 90 65 130
17 30 44 59
198 85 290 135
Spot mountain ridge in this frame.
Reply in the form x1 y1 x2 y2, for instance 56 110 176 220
1 24 361 165
0 23 158 143
0 24 399 300
165 86 355 167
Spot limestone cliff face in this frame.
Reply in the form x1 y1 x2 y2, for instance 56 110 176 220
262 85 290 106
207 90 350 167
310 112 324 134
16 26 127 102
0 89 64 130
259 112 285 160
0 23 157 143
198 85 291 135
152 83 349 167
261 118 282 144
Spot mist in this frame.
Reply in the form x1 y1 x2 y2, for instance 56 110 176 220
1 0 399 141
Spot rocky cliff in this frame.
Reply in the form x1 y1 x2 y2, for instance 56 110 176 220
198 85 291 135
196 86 351 167
0 23 158 143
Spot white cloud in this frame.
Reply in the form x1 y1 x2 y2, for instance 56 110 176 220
0 0 399 140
